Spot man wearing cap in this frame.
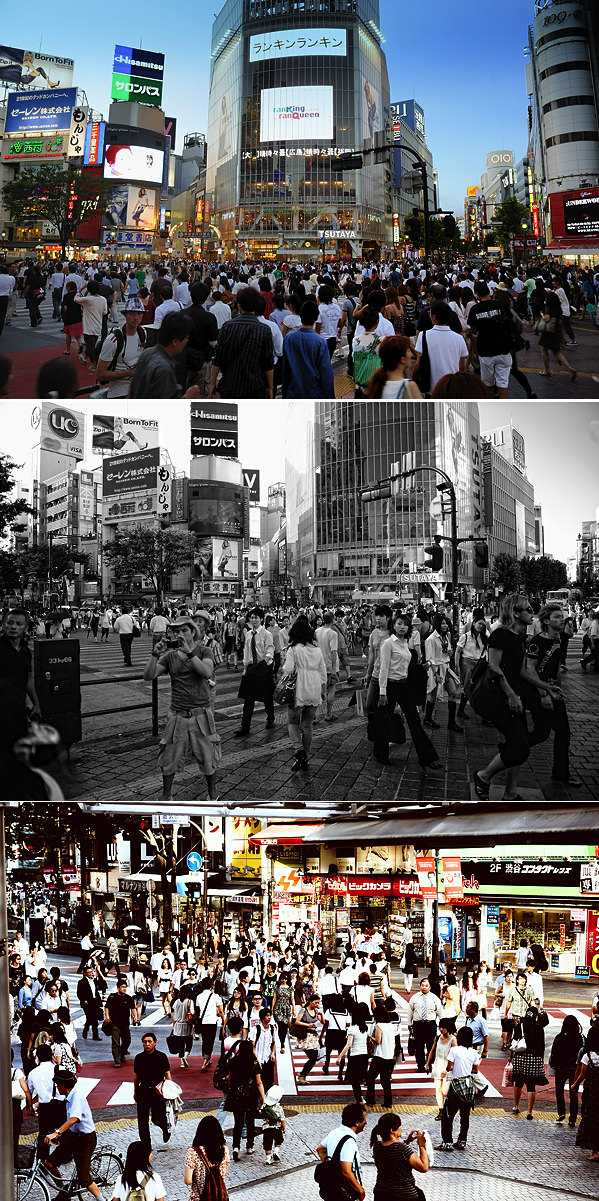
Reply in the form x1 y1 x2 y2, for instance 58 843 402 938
144 612 221 802
44 1069 101 1198
96 297 147 397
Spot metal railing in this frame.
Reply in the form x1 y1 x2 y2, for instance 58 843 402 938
80 674 162 736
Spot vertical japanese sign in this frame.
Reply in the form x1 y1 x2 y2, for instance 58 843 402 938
442 856 464 902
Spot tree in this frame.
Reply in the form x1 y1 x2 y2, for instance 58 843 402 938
493 552 521 593
1 164 101 257
103 525 194 603
519 556 568 597
0 453 31 537
0 548 22 598
490 197 530 250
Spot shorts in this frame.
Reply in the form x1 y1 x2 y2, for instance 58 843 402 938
501 1017 514 1032
158 708 222 775
480 352 512 389
64 322 83 338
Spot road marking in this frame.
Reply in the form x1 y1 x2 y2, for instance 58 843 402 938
74 1077 101 1099
276 1041 297 1096
106 1081 135 1105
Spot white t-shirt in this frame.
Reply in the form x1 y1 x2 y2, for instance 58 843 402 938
195 990 221 1025
374 1024 396 1059
282 312 302 334
97 329 144 398
112 1169 165 1201
321 1126 361 1181
347 1024 369 1055
154 298 182 327
75 293 107 337
317 302 342 339
355 314 394 340
414 326 469 390
447 1045 480 1078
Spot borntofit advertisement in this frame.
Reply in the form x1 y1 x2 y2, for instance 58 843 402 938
0 47 74 90
103 143 164 183
5 87 76 134
250 28 346 62
92 415 159 456
39 403 85 460
260 86 334 142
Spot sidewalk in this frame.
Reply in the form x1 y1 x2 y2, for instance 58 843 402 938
48 636 599 806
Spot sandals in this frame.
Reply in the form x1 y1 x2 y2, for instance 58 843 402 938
473 771 490 799
539 371 552 377
512 1108 520 1115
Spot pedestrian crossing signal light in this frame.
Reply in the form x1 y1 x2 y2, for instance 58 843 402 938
424 536 444 571
474 542 489 568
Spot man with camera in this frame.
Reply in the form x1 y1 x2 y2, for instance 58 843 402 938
143 614 221 802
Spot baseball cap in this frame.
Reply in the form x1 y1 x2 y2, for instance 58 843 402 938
124 296 144 312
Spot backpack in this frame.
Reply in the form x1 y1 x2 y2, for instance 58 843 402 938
125 1171 152 1201
314 1133 358 1201
96 323 146 374
195 1149 228 1201
213 1039 240 1091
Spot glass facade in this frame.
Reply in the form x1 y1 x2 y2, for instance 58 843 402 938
285 401 483 604
206 0 391 258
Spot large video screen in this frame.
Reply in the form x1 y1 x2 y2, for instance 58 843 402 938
103 143 164 183
260 86 333 142
564 193 599 238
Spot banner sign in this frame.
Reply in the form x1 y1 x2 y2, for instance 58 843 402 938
0 47 74 90
5 86 76 134
323 875 423 897
581 862 599 895
415 856 438 898
191 430 239 458
84 120 106 166
92 415 159 456
103 447 160 497
112 44 164 107
250 28 346 62
101 231 154 249
67 105 88 158
442 856 464 902
40 403 85 459
460 860 584 890
2 134 65 161
242 469 260 503
204 817 223 852
190 402 238 428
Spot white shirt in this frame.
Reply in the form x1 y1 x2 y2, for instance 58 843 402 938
415 325 469 390
315 626 339 673
374 1024 396 1059
0 274 16 296
74 293 107 337
355 314 394 340
447 1045 480 1078
114 614 135 635
317 302 342 339
526 972 544 1005
258 313 283 362
347 1024 368 1055
174 282 191 307
154 298 182 327
113 1170 165 1201
211 300 232 329
27 1060 55 1104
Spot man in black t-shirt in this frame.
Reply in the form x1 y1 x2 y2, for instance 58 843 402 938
417 283 463 336
523 604 581 787
467 281 513 397
105 978 138 1067
133 1033 172 1152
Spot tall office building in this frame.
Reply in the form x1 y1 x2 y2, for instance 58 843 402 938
205 0 391 259
480 424 536 565
526 0 599 259
285 401 484 606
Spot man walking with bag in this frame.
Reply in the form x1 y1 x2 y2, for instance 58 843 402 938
315 1101 367 1201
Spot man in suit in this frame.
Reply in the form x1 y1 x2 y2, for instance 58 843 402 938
77 965 102 1040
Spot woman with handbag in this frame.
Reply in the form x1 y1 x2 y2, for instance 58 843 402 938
195 979 225 1073
538 290 576 382
282 617 327 773
423 614 462 733
224 1039 266 1159
171 984 195 1070
184 1115 230 1201
272 971 293 1053
504 971 537 1044
293 993 325 1084
510 1010 548 1119
455 619 488 722
426 1020 457 1120
377 613 442 771
338 1002 371 1102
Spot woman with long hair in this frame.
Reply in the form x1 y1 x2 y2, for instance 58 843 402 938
572 1024 599 1159
338 1001 371 1102
294 993 325 1084
182 1114 229 1201
460 968 479 1013
184 1114 230 1201
538 290 576 381
376 612 441 771
224 984 248 1036
112 1141 164 1201
365 335 422 399
282 616 327 773
550 1014 584 1126
423 613 462 733
365 1005 396 1109
511 1011 547 1120
472 593 536 802
171 983 195 1070
224 1038 266 1159
370 1111 429 1200
272 970 293 1053
426 1019 457 1120
382 286 406 335
455 618 488 722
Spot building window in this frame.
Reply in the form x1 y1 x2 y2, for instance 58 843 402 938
539 59 590 80
542 94 595 115
537 29 587 50
545 130 599 148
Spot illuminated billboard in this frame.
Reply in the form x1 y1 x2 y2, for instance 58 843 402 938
5 87 76 134
189 484 245 537
103 143 164 183
92 415 159 455
250 28 346 62
260 86 334 143
564 193 599 238
84 120 106 166
0 46 74 90
111 44 164 108
39 403 86 460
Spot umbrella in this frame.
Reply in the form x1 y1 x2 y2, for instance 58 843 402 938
123 924 142 931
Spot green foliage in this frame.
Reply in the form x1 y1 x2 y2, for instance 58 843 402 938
492 552 521 593
519 556 568 597
16 544 90 584
1 164 101 255
103 525 193 603
0 453 31 537
490 197 531 248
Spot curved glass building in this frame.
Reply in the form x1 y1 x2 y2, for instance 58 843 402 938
206 0 391 259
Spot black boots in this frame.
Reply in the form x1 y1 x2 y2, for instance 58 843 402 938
424 701 440 729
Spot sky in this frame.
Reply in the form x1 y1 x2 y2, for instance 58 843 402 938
2 400 598 566
2 0 535 216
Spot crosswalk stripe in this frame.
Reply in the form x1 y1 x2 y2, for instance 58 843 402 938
74 1077 101 1099
106 1082 135 1105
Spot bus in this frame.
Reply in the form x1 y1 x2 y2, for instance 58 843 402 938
546 588 577 611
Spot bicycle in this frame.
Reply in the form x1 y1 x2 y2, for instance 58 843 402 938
15 1142 123 1201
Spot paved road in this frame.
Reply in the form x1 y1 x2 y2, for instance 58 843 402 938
47 630 599 806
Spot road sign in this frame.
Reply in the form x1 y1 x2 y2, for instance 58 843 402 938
160 813 190 826
187 852 203 872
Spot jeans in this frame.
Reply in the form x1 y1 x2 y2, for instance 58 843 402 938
119 633 134 665
52 287 63 318
347 1053 368 1101
232 1108 255 1150
441 1086 471 1144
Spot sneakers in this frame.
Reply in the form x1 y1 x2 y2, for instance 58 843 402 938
436 1142 454 1152
266 1155 273 1165
233 1149 240 1162
246 1147 255 1155
454 1140 467 1150
272 1151 280 1162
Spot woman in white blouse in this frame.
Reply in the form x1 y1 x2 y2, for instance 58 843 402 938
375 612 442 770
455 618 488 721
424 614 462 733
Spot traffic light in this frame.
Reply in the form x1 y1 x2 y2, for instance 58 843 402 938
424 535 444 571
474 542 489 568
406 216 421 241
334 154 364 171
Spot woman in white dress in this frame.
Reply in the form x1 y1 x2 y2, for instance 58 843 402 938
426 1020 457 1119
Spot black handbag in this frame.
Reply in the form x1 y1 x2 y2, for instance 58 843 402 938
412 329 431 395
407 1033 416 1056
407 650 428 708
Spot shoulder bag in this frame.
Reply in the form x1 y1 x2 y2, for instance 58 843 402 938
413 329 431 395
314 1133 359 1201
274 649 297 706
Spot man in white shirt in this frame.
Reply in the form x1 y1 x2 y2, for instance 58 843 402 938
315 612 339 722
525 963 544 1006
154 288 182 327
316 1103 367 1201
0 265 16 336
47 265 65 319
27 1044 56 1150
414 302 468 392
113 606 137 666
210 292 232 329
408 977 444 1071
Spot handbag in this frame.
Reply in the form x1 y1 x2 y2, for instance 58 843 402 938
166 1032 179 1054
412 329 431 395
407 1033 416 1057
132 623 141 638
366 1033 376 1057
101 1018 113 1036
407 650 428 708
274 664 297 706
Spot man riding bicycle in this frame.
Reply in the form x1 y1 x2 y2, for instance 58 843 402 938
43 1068 100 1198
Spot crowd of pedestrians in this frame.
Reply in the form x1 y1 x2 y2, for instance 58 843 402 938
2 252 598 398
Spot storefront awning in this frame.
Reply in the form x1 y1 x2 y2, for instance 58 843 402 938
249 823 325 845
543 240 599 256
300 804 599 848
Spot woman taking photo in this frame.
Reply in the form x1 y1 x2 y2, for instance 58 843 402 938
370 1112 429 1201
338 1001 371 1102
282 616 327 773
377 612 441 771
224 1039 266 1160
112 1141 164 1201
423 613 462 733
294 993 325 1085
472 594 537 803
184 1114 230 1201
426 1019 457 1120
171 983 195 1070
